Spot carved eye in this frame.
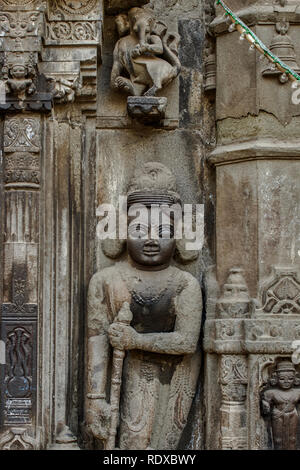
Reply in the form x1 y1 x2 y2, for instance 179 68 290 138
158 224 174 239
128 223 148 239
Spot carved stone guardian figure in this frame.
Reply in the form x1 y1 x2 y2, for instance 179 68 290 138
85 162 202 449
110 7 181 123
261 360 300 449
2 53 37 102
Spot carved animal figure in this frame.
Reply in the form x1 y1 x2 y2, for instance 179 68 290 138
111 8 181 97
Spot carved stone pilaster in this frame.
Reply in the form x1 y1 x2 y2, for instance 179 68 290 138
219 355 248 449
0 114 41 444
0 0 102 450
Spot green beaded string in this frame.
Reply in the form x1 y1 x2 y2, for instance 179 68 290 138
216 0 300 82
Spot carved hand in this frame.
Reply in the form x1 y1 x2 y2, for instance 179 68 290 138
86 399 111 441
108 322 137 350
261 399 271 416
131 44 147 58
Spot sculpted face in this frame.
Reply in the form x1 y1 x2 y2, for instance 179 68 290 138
277 371 295 390
11 65 26 78
127 208 176 269
128 8 153 42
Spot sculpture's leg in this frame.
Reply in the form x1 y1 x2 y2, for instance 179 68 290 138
157 355 200 450
272 416 284 449
287 413 298 450
144 84 159 97
119 354 159 449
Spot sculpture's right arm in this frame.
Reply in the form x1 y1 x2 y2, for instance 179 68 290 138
261 390 272 415
110 42 122 90
85 273 113 441
87 272 111 399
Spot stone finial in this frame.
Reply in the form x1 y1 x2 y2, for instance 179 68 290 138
217 268 252 318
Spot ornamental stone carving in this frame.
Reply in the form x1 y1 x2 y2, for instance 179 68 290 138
85 162 202 450
257 267 300 315
1 52 37 102
219 355 248 449
110 7 181 123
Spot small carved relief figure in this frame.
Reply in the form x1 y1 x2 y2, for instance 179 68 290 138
111 7 181 97
2 54 36 101
261 360 300 449
85 162 202 450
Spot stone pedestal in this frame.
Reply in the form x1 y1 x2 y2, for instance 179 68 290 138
127 96 168 124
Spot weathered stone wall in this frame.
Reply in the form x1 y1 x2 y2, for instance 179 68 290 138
0 0 299 451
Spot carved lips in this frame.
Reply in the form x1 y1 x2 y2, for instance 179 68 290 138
143 240 160 256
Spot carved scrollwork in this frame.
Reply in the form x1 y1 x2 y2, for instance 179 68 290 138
4 117 40 152
0 428 36 450
51 0 98 16
4 152 39 170
220 355 248 386
0 0 37 6
46 21 99 42
258 267 300 315
4 152 40 188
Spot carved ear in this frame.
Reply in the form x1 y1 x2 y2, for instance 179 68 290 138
294 373 300 386
115 13 130 37
175 238 199 264
151 20 168 37
165 32 180 55
269 371 278 386
101 238 126 259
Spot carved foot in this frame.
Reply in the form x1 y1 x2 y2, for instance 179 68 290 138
115 77 134 95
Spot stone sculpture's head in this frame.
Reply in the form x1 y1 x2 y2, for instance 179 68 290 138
126 162 179 269
101 162 199 265
275 361 296 390
128 7 155 44
10 64 27 79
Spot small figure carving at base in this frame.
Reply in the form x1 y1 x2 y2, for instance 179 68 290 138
261 360 300 450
